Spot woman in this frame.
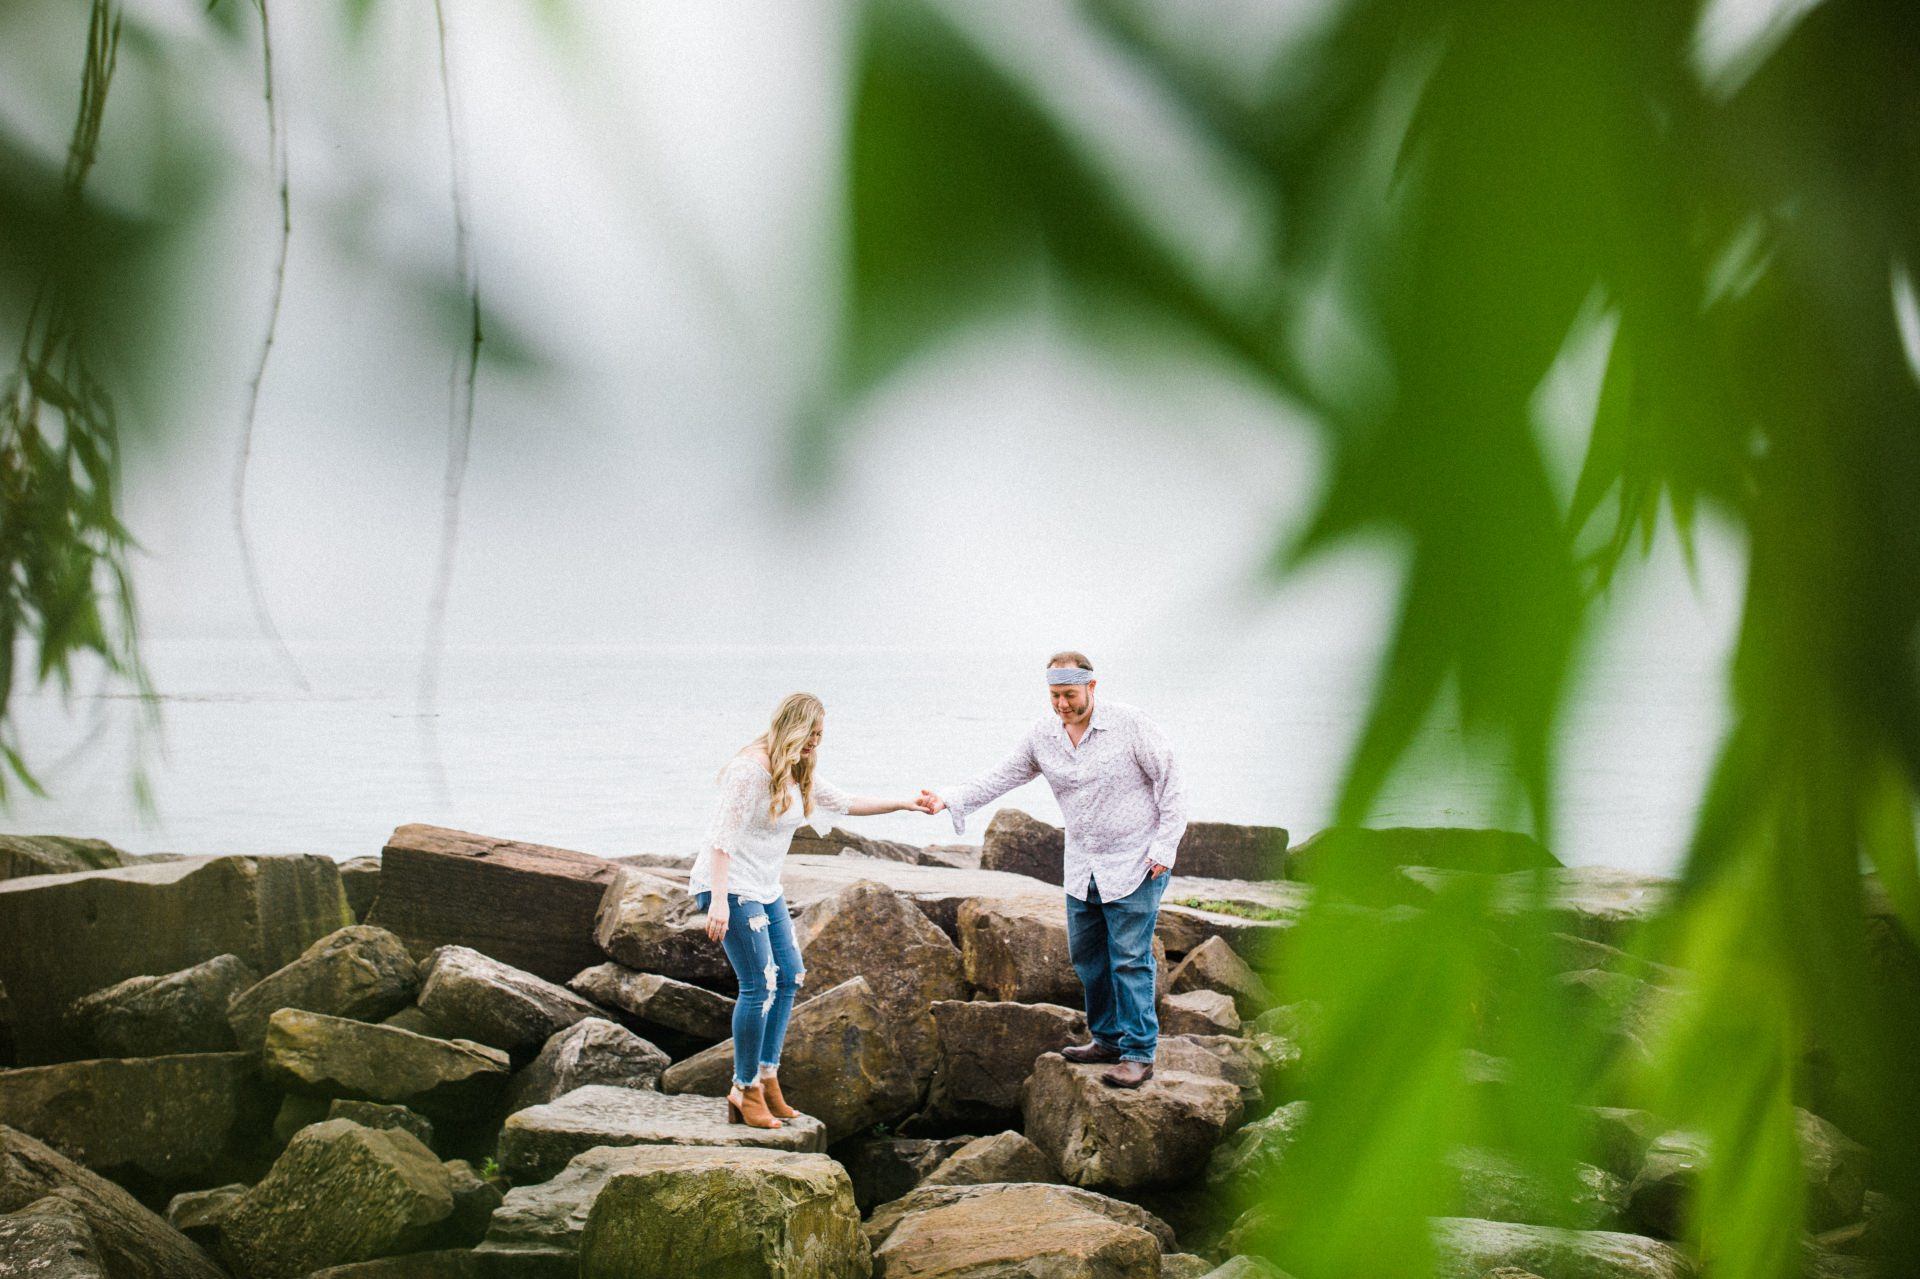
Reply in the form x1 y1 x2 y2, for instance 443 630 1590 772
690 691 928 1129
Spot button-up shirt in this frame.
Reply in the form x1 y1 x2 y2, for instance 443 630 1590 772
937 700 1188 902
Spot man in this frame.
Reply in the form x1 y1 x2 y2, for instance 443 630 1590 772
921 651 1187 1088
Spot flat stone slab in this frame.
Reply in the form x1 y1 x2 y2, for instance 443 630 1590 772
496 1085 827 1182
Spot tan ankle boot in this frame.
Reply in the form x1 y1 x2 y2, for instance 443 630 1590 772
760 1073 798 1120
727 1082 782 1129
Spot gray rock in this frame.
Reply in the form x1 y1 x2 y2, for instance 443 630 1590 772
496 1085 827 1183
1176 822 1291 882
0 1125 224 1279
1429 1217 1697 1279
921 999 1088 1131
1023 1053 1243 1190
1625 1130 1708 1239
865 1182 1175 1277
916 844 980 870
0 1194 105 1278
0 855 352 1065
162 1184 245 1253
792 879 968 1090
219 1120 455 1279
838 1136 974 1214
1798 1109 1870 1233
920 1130 1059 1188
328 1100 436 1149
309 1251 573 1278
590 867 736 991
504 1017 669 1113
1202 1259 1293 1279
789 825 921 863
1159 989 1243 1037
339 856 383 923
981 809 1065 884
1584 1107 1662 1183
416 945 603 1059
381 1005 448 1037
434 1160 502 1250
1208 1101 1311 1200
272 1093 331 1146
0 1053 275 1193
227 925 420 1050
260 1008 511 1121
1446 1146 1628 1230
1161 1033 1298 1112
578 1147 869 1279
483 1144 661 1258
0 836 127 881
1160 1255 1218 1279
66 954 258 1058
1168 935 1275 1018
567 963 734 1044
958 897 1169 1006
660 977 918 1142
1288 826 1561 883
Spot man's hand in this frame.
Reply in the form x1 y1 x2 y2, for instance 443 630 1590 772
1147 862 1169 880
917 790 947 815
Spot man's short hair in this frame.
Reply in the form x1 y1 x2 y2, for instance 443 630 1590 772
1046 650 1093 671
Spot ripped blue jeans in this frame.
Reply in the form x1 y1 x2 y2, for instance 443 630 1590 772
694 891 803 1089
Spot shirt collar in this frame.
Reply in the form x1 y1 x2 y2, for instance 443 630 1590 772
1051 700 1108 742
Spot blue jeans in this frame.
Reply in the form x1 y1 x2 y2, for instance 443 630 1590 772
694 892 803 1089
1065 869 1169 1062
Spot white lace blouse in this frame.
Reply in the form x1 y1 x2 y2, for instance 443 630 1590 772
687 755 851 904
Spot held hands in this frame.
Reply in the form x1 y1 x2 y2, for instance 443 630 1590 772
915 789 946 815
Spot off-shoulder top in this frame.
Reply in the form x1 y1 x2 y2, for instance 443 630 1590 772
687 755 851 904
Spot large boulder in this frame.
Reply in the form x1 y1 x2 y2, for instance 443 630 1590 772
1158 1033 1292 1114
780 855 1062 943
1429 1217 1697 1279
66 954 259 1058
338 856 383 923
920 999 1087 1131
789 825 920 864
164 1183 246 1253
1159 989 1242 1037
1287 826 1560 886
364 826 618 983
227 925 420 1050
577 1147 869 1279
567 963 734 1048
1798 1109 1870 1233
0 1054 275 1194
1208 1100 1311 1201
1624 1130 1708 1240
260 1009 511 1121
328 1100 436 1148
496 1085 826 1182
218 1120 455 1279
864 1182 1176 1278
0 1194 105 1278
660 977 918 1142
837 1136 974 1215
1155 888 1305 971
1446 1147 1629 1231
920 1131 1059 1188
1176 822 1291 882
1167 935 1275 1018
482 1144 654 1259
957 898 1169 1006
981 809 1065 884
504 1017 669 1114
0 1124 227 1279
416 945 603 1059
791 879 967 1090
1023 1053 1243 1191
0 855 352 1064
590 867 736 991
0 836 126 881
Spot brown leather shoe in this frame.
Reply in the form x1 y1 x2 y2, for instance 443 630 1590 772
1101 1060 1154 1089
1061 1040 1123 1064
726 1082 783 1129
759 1073 799 1120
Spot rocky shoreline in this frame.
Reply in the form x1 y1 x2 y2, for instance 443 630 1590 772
0 818 1905 1278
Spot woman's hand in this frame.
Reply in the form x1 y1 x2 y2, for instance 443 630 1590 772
705 904 729 943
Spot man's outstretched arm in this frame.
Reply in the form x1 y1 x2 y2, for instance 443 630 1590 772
921 735 1042 835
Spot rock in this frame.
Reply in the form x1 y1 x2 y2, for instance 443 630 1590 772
1208 1100 1311 1199
1401 867 1670 949
791 879 967 1089
578 1146 868 1279
328 1100 436 1149
1429 1217 1697 1279
434 1160 502 1249
0 1194 105 1278
504 1017 669 1113
958 897 1168 1006
920 1131 1058 1187
916 844 981 870
340 856 383 922
865 1182 1175 1278
1167 935 1275 1018
0 980 11 1068
1287 826 1560 885
163 1184 245 1253
1798 1109 1870 1233
779 855 1062 943
219 1120 455 1279
0 1124 227 1279
1176 822 1291 882
365 825 618 983
1201 1260 1292 1279
1023 1053 1243 1190
1155 889 1305 972
261 1008 511 1122
1159 1033 1292 1113
591 867 737 991
1161 1256 1217 1279
1160 989 1243 1037
0 1053 275 1194
567 963 734 1047
921 999 1088 1131
496 1085 827 1183
273 1093 332 1146
0 854 352 1064
660 977 918 1142
416 945 603 1059
838 1136 974 1214
227 925 421 1050
790 825 921 864
1446 1147 1628 1230
308 1251 573 1279
0 835 126 881
1625 1130 1708 1240
1584 1107 1662 1183
981 809 1066 884
382 1006 448 1037
483 1144 658 1258
65 954 258 1058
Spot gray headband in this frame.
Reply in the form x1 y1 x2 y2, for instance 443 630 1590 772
1045 667 1093 685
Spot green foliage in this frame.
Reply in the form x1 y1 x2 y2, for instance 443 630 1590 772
1176 897 1294 922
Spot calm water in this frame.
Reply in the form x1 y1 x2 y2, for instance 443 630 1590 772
0 639 1727 875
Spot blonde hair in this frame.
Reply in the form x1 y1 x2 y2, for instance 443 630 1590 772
743 692 823 821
